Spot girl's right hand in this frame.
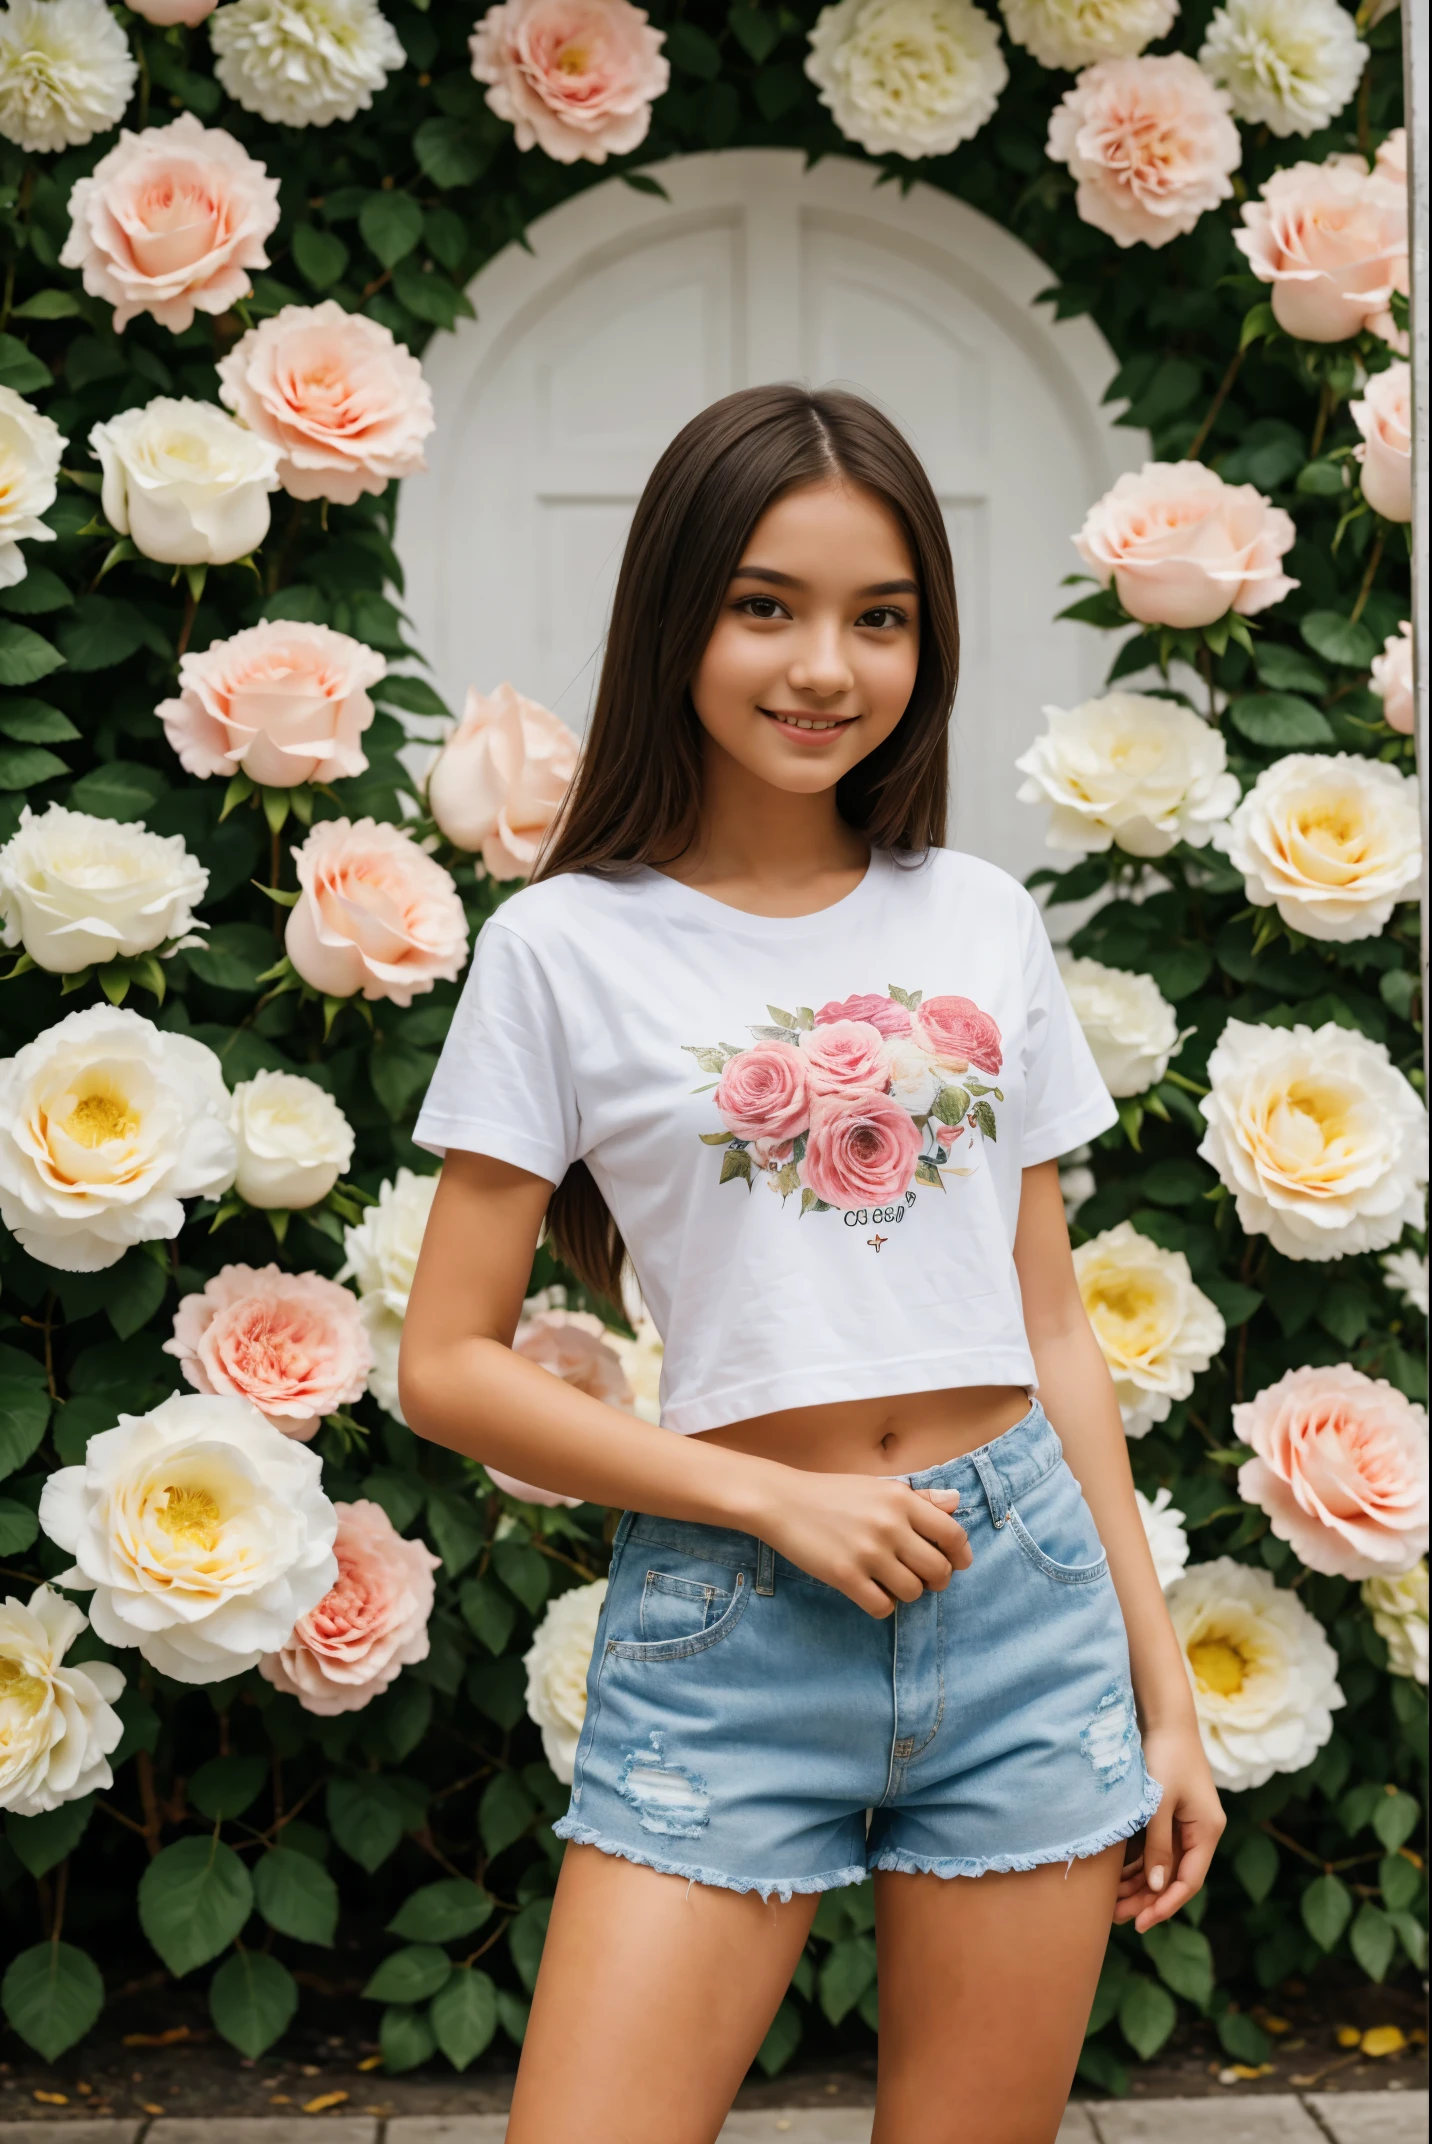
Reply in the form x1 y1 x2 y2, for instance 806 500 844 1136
757 1475 970 1616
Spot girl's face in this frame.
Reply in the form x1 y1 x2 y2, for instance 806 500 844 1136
689 478 921 798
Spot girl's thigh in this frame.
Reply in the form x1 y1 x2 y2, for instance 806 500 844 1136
872 1844 1125 2144
506 1842 821 2144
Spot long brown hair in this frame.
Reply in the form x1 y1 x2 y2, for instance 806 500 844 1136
535 384 961 1306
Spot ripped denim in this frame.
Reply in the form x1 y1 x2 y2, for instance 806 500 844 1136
552 1401 1162 1903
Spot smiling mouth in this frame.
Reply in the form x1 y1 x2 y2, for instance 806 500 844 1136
760 708 858 737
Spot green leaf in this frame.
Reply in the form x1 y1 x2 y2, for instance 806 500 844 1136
729 5 780 62
0 333 52 394
0 1499 38 1554
387 1878 494 1945
391 257 473 329
0 620 64 688
1201 1278 1263 1328
1379 1852 1421 1913
0 696 78 742
1228 693 1335 747
414 115 485 190
67 760 168 820
6 1796 94 1879
1141 1921 1213 2008
138 1837 253 1978
371 1037 436 1118
185 922 278 996
0 567 72 615
327 1775 409 1872
497 1988 529 2045
1372 1789 1420 1852
55 595 146 672
931 1084 969 1125
465 1656 526 1731
11 289 83 321
459 1575 516 1655
665 18 722 74
360 191 424 268
972 1098 997 1142
819 1934 877 2025
0 741 68 787
430 1965 498 2070
426 1486 486 1578
363 1943 452 2004
1117 1974 1176 2060
292 223 350 290
0 1365 50 1479
1252 642 1328 696
209 1950 297 2058
719 1145 753 1186
1086 1947 1131 2035
1057 588 1127 629
755 1994 803 2076
50 1392 117 1468
509 1897 551 1992
0 1942 104 2060
1300 610 1376 669
1301 1872 1353 1952
479 1769 535 1858
380 2000 435 2072
375 672 449 716
492 1537 550 1614
105 1247 167 1341
188 1753 268 1823
1217 2009 1271 2064
1296 458 1348 497
1390 1911 1428 1970
253 1847 339 1948
752 61 803 119
1349 1901 1397 1984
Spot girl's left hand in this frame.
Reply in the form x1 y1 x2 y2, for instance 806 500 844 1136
1116 1721 1225 1933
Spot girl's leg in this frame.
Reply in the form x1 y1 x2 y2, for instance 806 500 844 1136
871 1844 1124 2144
506 1842 821 2144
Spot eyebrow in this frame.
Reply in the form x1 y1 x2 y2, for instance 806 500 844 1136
731 565 920 598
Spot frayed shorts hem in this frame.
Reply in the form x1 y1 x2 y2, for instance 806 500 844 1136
551 1817 868 1905
869 1773 1163 1881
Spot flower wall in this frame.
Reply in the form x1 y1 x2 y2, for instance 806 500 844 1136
0 0 1423 2096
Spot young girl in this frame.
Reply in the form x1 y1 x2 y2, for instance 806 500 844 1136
401 385 1224 2144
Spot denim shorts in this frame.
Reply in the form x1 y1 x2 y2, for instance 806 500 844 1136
551 1403 1162 1900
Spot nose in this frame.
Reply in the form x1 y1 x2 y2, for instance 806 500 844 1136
787 619 854 700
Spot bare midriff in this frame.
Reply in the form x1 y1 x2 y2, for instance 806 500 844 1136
693 1384 1032 1477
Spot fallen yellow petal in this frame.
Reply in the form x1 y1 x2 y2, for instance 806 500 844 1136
1361 2025 1407 2059
357 2054 385 2071
303 2091 351 2113
1219 2063 1275 2084
1336 2025 1362 2048
1261 2015 1291 2035
32 2092 68 2107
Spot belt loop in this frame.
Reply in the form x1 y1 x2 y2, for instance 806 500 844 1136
755 1540 776 1596
971 1447 1009 1528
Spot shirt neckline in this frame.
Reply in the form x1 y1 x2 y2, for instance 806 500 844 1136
633 848 891 934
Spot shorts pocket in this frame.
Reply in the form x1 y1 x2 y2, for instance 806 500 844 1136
1007 1463 1109 1587
607 1568 750 1662
639 1569 732 1645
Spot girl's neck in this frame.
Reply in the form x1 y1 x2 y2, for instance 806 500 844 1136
659 737 870 913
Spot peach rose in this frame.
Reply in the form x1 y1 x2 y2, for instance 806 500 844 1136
491 1309 636 1504
165 1262 371 1441
129 0 216 20
158 621 383 788
815 992 912 1037
1370 619 1413 735
60 116 279 336
800 1092 922 1210
469 0 669 165
258 1499 440 1715
1374 127 1405 191
799 1018 890 1099
1352 362 1411 523
1236 1365 1429 1580
216 301 435 506
912 994 1002 1076
285 817 469 1007
1046 55 1241 251
427 682 578 880
1235 158 1406 344
715 1040 810 1143
1075 461 1298 629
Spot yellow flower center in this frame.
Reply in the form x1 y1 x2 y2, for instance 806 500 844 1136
155 1485 223 1552
62 1087 139 1148
1188 1636 1247 1698
0 1656 47 1719
557 41 588 72
1083 1270 1171 1362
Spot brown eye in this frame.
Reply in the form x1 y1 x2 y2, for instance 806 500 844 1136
858 605 908 630
737 595 787 620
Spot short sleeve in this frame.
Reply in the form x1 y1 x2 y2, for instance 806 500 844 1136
411 920 578 1185
1019 896 1118 1168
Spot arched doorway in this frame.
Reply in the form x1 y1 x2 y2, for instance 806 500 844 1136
395 149 1142 880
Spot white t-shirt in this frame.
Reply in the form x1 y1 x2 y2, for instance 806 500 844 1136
413 847 1117 1435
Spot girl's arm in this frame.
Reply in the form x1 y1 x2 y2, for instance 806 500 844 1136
397 1148 970 1620
1013 1160 1226 1931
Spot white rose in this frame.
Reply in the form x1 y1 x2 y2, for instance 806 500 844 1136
1198 0 1366 139
232 1069 354 1210
1214 754 1421 946
0 385 65 590
39 1392 338 1685
0 1586 125 1817
999 0 1176 69
1198 1018 1427 1263
1166 1556 1343 1791
1136 1485 1190 1592
1015 693 1239 858
1362 1563 1429 1685
607 1310 664 1426
883 1036 940 1115
0 0 137 154
338 1166 439 1419
0 1005 237 1273
1058 954 1180 1098
1074 1222 1225 1437
1381 1248 1429 1320
1059 1156 1096 1223
0 803 208 974
523 1578 607 1783
210 0 404 127
90 398 281 567
805 0 1007 160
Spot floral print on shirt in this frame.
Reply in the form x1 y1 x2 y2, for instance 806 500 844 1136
683 987 1004 1216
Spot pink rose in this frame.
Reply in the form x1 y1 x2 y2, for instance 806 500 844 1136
800 1093 922 1211
285 817 469 1007
469 0 669 165
427 683 578 880
216 302 435 506
1374 128 1406 191
815 993 912 1037
1235 158 1406 345
259 1500 440 1715
157 621 383 788
1046 56 1241 252
799 1019 890 1100
165 1262 371 1440
912 995 1003 1077
1371 619 1413 734
491 1310 636 1505
1236 1365 1429 1580
60 117 278 335
1352 363 1411 523
715 1040 809 1143
1075 461 1299 629
128 0 215 21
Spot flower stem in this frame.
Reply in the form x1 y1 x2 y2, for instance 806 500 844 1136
1348 530 1384 625
1309 379 1335 461
1187 345 1245 463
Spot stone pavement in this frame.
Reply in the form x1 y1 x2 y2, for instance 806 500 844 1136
0 2093 1423 2142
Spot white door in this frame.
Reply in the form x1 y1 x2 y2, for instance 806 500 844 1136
396 150 1142 882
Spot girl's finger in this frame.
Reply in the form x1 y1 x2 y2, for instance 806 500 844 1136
1141 1802 1177 1899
